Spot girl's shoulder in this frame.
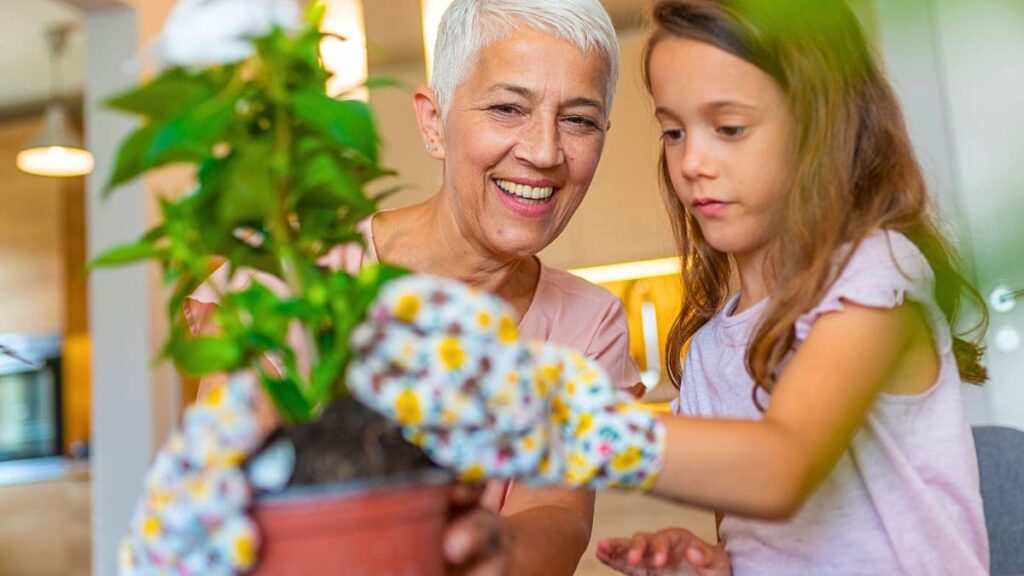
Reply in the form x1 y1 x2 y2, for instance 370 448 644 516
838 229 932 282
795 229 940 342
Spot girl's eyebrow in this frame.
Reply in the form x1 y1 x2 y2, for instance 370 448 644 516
700 100 759 113
655 100 759 119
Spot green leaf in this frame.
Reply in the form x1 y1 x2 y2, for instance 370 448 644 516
107 68 216 120
310 355 344 404
88 239 163 269
145 94 237 166
218 142 275 228
170 336 243 376
296 152 376 211
291 89 378 164
364 76 410 92
357 262 408 296
104 123 161 194
261 373 314 423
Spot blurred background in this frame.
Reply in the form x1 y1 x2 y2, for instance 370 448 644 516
0 0 1019 574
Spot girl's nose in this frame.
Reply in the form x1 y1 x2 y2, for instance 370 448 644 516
680 139 708 181
515 118 565 168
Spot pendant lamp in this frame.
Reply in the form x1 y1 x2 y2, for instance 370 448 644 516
16 23 93 178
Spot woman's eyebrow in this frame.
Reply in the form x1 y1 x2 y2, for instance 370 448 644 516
489 83 533 99
564 96 604 113
487 84 604 113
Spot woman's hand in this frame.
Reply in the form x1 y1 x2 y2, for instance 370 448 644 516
596 528 730 576
445 484 508 575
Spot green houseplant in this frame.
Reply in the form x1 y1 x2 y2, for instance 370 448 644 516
94 1 449 573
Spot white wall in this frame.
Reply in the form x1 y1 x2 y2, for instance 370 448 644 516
875 0 1024 427
932 0 1024 427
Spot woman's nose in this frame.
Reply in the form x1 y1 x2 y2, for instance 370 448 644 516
515 118 564 168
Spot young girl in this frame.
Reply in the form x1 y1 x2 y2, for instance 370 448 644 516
346 0 990 574
595 0 990 573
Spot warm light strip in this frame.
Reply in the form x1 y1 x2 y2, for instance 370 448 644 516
321 0 369 100
420 0 454 81
568 257 681 285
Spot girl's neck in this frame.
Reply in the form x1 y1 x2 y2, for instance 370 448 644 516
372 197 540 317
733 247 770 314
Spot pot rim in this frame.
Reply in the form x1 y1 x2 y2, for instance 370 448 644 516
256 467 453 505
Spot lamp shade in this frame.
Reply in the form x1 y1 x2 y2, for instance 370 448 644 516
16 102 94 177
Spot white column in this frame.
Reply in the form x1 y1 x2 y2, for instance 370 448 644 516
85 6 177 574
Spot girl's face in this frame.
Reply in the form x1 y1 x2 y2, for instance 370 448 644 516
648 36 795 262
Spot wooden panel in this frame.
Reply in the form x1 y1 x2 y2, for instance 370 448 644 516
0 117 64 335
0 472 91 576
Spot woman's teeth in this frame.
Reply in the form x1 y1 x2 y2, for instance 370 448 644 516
495 179 555 203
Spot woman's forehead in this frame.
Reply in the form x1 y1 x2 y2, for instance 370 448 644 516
462 27 610 102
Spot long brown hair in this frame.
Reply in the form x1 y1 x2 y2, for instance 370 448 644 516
644 0 988 404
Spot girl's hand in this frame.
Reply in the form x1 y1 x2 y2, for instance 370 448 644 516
596 528 730 576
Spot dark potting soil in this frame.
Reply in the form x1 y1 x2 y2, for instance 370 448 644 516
276 395 439 487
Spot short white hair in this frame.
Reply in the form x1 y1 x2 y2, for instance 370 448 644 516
431 0 620 117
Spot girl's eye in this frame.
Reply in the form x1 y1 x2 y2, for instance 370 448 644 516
662 129 685 144
717 125 746 138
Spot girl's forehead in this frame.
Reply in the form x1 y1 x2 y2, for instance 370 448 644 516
649 37 782 108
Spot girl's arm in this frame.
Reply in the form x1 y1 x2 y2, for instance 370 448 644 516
651 301 932 519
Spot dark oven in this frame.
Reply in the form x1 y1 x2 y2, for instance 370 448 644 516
0 334 62 461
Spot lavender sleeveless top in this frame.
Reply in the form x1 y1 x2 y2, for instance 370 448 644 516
672 230 989 575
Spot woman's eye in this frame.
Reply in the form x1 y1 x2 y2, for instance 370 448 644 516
564 116 600 130
717 125 746 138
662 129 685 143
489 104 523 117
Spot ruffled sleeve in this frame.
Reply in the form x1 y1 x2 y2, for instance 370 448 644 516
793 230 951 354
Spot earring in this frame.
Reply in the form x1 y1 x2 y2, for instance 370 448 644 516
426 143 437 154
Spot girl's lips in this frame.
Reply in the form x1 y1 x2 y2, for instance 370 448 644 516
493 179 558 218
693 200 731 217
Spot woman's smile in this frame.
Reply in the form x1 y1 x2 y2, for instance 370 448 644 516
493 177 561 217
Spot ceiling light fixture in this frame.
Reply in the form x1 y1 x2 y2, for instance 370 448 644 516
16 23 93 178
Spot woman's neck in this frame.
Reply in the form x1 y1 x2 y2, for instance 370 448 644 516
371 197 540 318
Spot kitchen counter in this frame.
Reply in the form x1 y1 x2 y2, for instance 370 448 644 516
0 456 89 487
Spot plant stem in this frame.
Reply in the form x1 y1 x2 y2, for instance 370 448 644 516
268 69 321 384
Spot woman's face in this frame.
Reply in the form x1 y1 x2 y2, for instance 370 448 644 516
439 27 610 259
648 36 794 262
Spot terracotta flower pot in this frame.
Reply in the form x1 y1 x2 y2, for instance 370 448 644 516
250 470 451 575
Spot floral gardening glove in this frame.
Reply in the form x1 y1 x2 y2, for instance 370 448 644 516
345 275 666 490
118 373 267 576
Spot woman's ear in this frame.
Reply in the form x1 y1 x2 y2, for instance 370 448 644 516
413 86 445 160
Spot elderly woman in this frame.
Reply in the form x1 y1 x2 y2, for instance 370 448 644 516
189 0 638 573
362 0 639 572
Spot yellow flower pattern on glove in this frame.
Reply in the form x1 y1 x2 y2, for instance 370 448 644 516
347 274 666 491
395 389 424 425
119 373 264 575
